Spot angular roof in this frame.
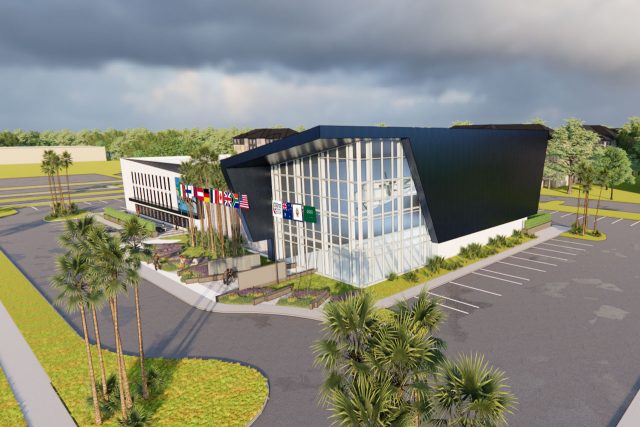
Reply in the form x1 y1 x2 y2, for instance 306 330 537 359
583 125 618 141
451 123 553 133
233 128 298 141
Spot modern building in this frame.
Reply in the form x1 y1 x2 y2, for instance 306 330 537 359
221 125 549 287
232 128 298 154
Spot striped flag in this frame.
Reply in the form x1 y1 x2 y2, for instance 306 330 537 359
232 193 240 209
195 187 204 201
203 188 210 203
240 194 250 209
217 189 224 205
223 191 233 207
186 185 194 200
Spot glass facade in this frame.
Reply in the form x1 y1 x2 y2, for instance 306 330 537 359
271 138 431 287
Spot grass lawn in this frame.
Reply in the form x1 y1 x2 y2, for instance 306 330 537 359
541 181 640 205
0 160 121 179
0 249 268 427
9 194 123 208
560 231 607 241
282 274 356 295
160 234 189 244
0 367 26 427
539 200 640 220
366 235 536 301
44 210 89 222
218 294 257 304
0 207 17 218
0 179 122 192
0 189 123 205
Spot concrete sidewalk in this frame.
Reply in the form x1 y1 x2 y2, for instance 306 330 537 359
617 389 640 426
0 301 76 427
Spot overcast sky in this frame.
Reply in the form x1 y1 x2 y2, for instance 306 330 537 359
1 0 638 131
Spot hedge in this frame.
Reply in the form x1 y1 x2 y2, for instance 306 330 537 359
525 212 552 229
103 207 156 232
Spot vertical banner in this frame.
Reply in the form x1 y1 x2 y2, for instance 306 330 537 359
303 205 317 223
282 202 293 220
292 203 303 222
272 200 283 218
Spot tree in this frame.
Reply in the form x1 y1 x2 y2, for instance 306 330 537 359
85 227 135 419
546 118 601 194
179 160 198 247
40 157 58 211
575 160 596 235
600 146 635 200
51 252 102 425
314 292 515 426
59 217 110 398
617 117 640 172
60 150 73 207
451 120 473 126
120 217 152 400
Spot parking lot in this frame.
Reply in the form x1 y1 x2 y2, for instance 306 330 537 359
426 212 640 426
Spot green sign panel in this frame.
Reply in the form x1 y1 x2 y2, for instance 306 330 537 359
303 205 317 223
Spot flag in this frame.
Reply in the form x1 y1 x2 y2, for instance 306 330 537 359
217 189 224 205
223 191 233 207
240 194 250 209
282 202 293 220
203 188 210 203
272 200 282 218
196 187 204 201
181 183 186 199
232 193 240 208
292 203 303 221
186 185 194 200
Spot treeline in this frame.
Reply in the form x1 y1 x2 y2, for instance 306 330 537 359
0 128 248 159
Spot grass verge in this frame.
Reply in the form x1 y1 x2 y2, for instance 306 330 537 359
9 194 123 208
0 367 26 427
541 181 640 205
276 296 315 308
0 249 268 427
539 200 640 221
0 179 122 192
0 160 121 179
0 207 17 218
1 189 124 204
560 231 607 241
44 210 89 222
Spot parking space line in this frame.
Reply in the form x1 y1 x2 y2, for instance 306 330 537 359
100 200 108 204
549 210 559 214
631 221 640 227
509 255 557 266
83 202 92 206
529 246 577 256
561 213 573 218
540 242 586 251
429 292 480 308
437 303 469 315
480 268 529 281
612 218 624 224
448 281 502 296
30 206 38 211
521 251 568 261
552 238 593 247
498 261 547 272
472 272 522 285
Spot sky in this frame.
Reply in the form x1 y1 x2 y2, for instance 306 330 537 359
1 0 638 131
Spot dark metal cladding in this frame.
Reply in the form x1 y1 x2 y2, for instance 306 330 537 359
221 125 549 243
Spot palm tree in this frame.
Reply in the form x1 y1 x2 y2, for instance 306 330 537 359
51 253 102 425
179 160 197 247
59 217 109 399
85 227 135 418
193 146 220 257
40 157 58 211
121 217 151 400
434 353 516 427
60 150 73 207
211 162 227 258
48 151 66 210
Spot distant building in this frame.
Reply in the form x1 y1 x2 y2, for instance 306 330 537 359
583 125 618 147
232 128 298 154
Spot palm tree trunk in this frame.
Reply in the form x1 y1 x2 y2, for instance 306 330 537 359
108 298 128 418
55 170 65 210
113 295 133 408
187 201 195 246
594 186 604 232
46 174 55 209
134 286 149 399
80 305 102 425
199 201 206 248
207 203 216 258
91 306 108 399
216 203 225 258
582 192 589 235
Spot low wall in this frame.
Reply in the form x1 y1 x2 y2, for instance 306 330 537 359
0 146 106 165
237 262 287 290
208 254 261 275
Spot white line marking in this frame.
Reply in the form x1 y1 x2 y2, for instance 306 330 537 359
521 251 568 261
448 281 502 296
631 221 640 227
472 271 523 285
551 239 593 247
83 202 92 206
540 242 586 251
577 216 584 221
429 292 480 308
561 213 573 218
100 200 108 204
30 206 38 211
549 210 559 214
612 218 623 224
437 303 469 315
499 261 547 272
480 268 530 281
509 256 557 266
529 246 577 256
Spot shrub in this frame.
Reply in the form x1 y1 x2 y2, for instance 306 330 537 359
591 229 602 237
386 272 398 281
487 235 508 248
402 271 419 282
480 245 498 257
459 243 483 259
511 229 524 239
443 257 464 270
569 222 581 234
426 256 446 273
104 207 155 233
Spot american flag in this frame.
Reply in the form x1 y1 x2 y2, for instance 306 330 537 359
240 194 250 209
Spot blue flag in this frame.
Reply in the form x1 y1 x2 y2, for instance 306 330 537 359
282 202 293 220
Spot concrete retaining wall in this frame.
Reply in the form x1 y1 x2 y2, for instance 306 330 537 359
237 262 287 290
0 146 106 165
208 254 261 275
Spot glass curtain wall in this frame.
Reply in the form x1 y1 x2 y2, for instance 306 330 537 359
271 138 431 287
